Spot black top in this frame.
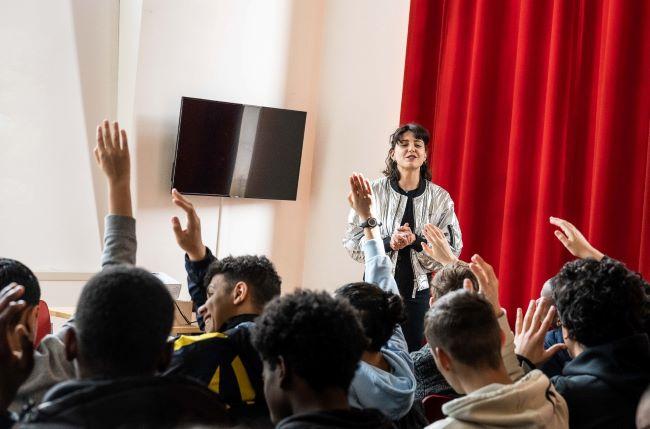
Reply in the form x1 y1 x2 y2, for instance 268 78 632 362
384 178 427 298
276 408 396 429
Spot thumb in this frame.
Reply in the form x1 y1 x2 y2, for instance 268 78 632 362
171 216 183 235
544 343 568 360
463 278 474 292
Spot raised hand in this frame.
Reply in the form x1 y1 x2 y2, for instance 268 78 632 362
347 173 373 220
421 224 457 265
549 216 604 260
464 254 502 317
171 189 206 261
94 120 132 217
514 299 566 367
0 284 34 412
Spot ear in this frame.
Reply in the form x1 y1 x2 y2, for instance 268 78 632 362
232 281 249 306
157 340 173 373
389 148 395 160
429 296 436 308
433 346 452 372
64 327 78 363
277 355 291 390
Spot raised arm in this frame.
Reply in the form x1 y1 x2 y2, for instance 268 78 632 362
171 189 216 329
94 120 136 268
549 216 604 260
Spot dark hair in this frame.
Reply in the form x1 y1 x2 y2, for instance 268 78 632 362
424 290 502 369
252 290 366 392
334 282 405 352
430 261 478 299
552 258 646 347
383 123 433 181
204 255 281 308
0 258 40 306
75 265 174 376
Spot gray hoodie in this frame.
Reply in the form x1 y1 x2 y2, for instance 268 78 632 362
427 370 569 429
10 215 136 412
346 239 416 420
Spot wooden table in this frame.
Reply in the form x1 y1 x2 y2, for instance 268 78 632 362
50 307 203 335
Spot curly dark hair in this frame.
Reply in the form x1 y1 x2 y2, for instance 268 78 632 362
382 123 433 181
205 255 281 308
552 257 646 347
334 282 405 352
424 290 502 369
252 290 366 392
0 258 40 306
76 265 174 376
430 261 478 299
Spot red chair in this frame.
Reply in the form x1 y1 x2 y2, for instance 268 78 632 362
422 393 453 423
34 300 52 346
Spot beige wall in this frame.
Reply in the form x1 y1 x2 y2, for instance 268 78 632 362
1 0 410 303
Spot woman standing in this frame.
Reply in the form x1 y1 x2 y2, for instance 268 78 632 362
343 123 462 351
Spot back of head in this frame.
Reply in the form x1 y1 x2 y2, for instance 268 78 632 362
430 261 478 299
335 282 404 352
0 258 40 306
424 290 502 369
252 289 365 392
75 265 174 377
552 257 646 347
205 255 281 307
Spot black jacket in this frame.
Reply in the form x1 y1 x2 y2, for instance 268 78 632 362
552 333 650 429
22 376 230 428
276 408 397 429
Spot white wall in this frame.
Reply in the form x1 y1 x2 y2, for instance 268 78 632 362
301 0 411 291
0 0 119 274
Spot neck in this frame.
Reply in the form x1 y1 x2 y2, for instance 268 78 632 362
456 364 512 394
397 169 420 191
362 350 390 372
290 386 350 416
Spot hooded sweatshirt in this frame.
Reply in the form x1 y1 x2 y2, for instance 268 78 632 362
276 408 396 429
347 240 416 420
427 370 569 429
551 333 650 429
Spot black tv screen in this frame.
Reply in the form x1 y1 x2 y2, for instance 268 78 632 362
171 97 306 200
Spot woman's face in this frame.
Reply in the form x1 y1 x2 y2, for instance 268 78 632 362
390 131 427 172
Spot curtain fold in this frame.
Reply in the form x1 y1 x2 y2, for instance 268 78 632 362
401 0 650 315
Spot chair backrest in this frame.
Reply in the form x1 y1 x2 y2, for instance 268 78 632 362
35 300 52 346
422 393 453 423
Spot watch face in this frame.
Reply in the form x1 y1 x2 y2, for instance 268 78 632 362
367 218 377 227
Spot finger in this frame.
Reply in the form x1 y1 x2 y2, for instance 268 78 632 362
102 120 112 150
472 254 496 279
96 125 106 153
554 230 570 247
514 308 523 336
0 301 26 333
0 284 25 310
112 122 120 149
171 216 183 236
462 278 474 292
93 146 100 165
549 217 574 240
543 343 568 360
469 261 489 292
362 177 371 196
539 306 556 334
349 175 355 193
522 300 535 332
120 129 129 151
420 242 432 256
530 297 546 331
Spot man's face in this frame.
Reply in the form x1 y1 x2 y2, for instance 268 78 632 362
197 274 234 332
263 360 292 424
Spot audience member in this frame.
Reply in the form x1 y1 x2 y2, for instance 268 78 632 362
424 287 568 428
335 173 425 428
548 256 650 428
168 190 281 425
252 289 396 429
638 385 650 429
8 121 137 411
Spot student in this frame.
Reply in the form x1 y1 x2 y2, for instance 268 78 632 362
251 289 396 429
335 173 425 428
7 121 137 411
424 288 569 428
168 190 281 425
548 256 650 428
6 266 229 427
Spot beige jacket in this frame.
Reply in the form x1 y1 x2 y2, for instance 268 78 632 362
427 370 569 429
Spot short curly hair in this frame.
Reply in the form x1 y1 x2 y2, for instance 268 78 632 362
205 255 281 308
335 282 405 352
552 257 646 347
430 261 478 299
0 258 40 306
252 290 365 392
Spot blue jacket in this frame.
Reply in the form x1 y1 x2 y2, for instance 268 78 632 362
347 239 417 420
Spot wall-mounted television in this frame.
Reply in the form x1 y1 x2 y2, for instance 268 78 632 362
171 97 307 200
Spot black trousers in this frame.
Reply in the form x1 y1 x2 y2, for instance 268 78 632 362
399 288 430 352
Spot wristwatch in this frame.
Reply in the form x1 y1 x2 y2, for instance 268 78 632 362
359 217 381 229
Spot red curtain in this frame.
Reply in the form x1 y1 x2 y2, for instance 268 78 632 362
400 0 650 316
